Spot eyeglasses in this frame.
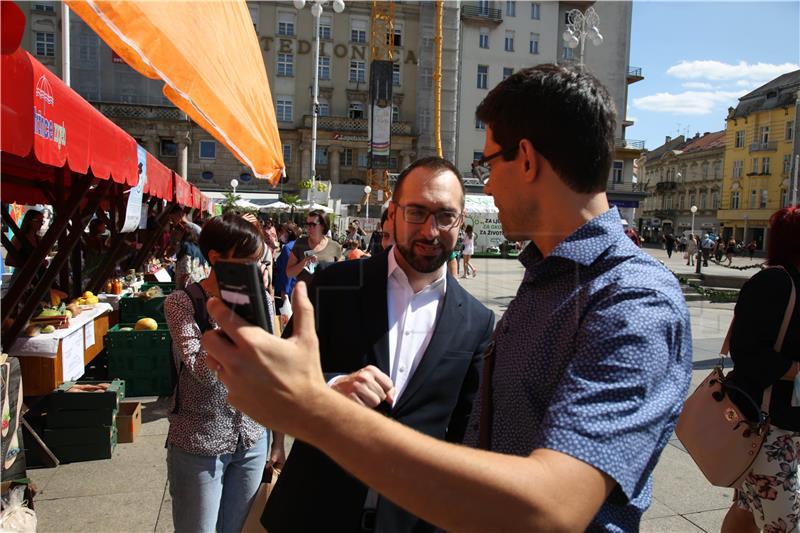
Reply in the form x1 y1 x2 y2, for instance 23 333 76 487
394 203 463 230
471 145 519 184
304 222 319 227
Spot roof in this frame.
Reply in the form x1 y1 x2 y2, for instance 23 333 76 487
731 70 800 119
642 135 686 163
680 131 725 154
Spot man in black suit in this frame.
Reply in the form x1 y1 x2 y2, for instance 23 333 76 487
262 157 495 533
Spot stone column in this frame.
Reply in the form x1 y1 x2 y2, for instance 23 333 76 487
175 130 191 178
327 145 343 184
400 150 415 170
144 130 159 155
300 143 311 184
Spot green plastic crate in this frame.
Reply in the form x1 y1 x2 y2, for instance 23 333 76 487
119 295 168 323
49 379 125 411
47 426 117 463
141 282 175 293
106 324 174 397
47 407 116 429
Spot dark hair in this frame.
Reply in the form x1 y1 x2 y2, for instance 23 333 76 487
199 213 266 262
280 221 300 242
767 206 800 267
307 209 329 234
393 156 465 206
20 209 44 234
475 64 616 194
380 209 389 227
466 225 474 237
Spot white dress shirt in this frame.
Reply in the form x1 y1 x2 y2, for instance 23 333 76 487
385 249 447 401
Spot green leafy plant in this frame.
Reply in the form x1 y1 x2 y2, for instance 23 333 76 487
220 191 241 213
299 180 313 190
316 182 328 192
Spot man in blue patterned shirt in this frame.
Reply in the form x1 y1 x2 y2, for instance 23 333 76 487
202 64 693 532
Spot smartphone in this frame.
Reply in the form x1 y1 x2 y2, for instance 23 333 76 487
303 250 317 274
213 258 274 334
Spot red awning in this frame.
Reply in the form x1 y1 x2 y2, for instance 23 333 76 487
1 48 138 187
191 185 208 212
144 152 172 202
173 174 193 208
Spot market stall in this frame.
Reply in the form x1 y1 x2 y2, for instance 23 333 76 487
463 195 505 254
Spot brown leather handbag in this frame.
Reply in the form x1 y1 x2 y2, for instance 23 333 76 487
676 266 796 488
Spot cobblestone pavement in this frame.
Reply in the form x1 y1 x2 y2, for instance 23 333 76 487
28 250 754 532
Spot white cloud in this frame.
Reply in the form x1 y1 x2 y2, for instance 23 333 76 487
666 60 799 81
633 90 746 115
682 82 714 90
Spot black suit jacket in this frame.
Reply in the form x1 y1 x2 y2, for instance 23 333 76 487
262 250 495 533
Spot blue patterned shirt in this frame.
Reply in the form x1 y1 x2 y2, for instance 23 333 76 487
464 208 692 532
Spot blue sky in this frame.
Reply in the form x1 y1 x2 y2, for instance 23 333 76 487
627 1 799 151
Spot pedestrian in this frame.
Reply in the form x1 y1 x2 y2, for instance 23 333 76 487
679 234 687 253
6 209 45 289
685 234 697 266
344 238 369 260
173 225 210 290
164 214 285 533
726 238 737 265
262 157 495 532
701 234 714 267
714 238 724 263
746 239 757 260
720 206 799 533
664 232 676 259
273 221 299 312
461 224 477 278
285 210 342 286
202 64 692 532
366 210 388 256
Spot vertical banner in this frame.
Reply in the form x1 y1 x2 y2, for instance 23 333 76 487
121 145 148 233
368 60 393 163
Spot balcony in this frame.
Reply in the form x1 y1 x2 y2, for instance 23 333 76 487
461 4 503 23
627 66 644 84
615 138 646 150
92 101 186 121
655 181 678 192
301 115 414 136
749 141 778 153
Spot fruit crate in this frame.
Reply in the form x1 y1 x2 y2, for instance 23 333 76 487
46 407 116 429
119 295 168 324
141 282 175 294
106 324 174 397
49 379 126 412
45 426 117 463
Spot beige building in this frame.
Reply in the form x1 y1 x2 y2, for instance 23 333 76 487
638 132 725 241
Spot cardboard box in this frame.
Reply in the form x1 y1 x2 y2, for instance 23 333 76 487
116 402 142 443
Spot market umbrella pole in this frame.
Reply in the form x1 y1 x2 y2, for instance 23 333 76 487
2 179 112 350
0 170 94 324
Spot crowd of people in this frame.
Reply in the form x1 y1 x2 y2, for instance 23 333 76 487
660 231 761 267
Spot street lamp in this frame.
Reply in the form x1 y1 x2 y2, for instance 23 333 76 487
230 178 239 196
562 7 603 69
364 185 372 219
294 0 345 191
690 205 700 273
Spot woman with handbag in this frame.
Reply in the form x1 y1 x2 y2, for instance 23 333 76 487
721 206 800 533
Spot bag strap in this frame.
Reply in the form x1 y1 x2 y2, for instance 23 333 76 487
185 282 212 334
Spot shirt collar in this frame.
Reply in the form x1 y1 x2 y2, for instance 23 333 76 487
519 207 625 270
388 247 447 295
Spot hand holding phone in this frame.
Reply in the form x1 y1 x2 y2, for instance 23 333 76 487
213 259 274 334
303 250 318 274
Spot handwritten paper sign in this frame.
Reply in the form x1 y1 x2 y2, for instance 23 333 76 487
62 329 85 382
84 319 95 349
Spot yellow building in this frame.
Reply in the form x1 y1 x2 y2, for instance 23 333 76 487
718 70 800 250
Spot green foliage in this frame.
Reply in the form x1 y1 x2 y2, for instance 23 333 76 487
299 179 313 190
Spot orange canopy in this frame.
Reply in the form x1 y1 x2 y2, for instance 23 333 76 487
66 0 284 185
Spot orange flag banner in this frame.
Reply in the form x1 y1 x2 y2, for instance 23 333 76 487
67 0 284 184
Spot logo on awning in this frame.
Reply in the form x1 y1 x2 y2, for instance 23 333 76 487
33 74 66 150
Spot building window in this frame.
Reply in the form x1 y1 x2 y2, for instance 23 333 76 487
386 24 402 47
531 3 541 19
678 194 684 210
349 61 366 83
277 53 294 77
78 34 98 64
249 5 260 33
479 28 489 49
357 151 369 167
318 56 331 80
504 30 514 52
761 157 770 175
476 118 486 130
282 143 292 164
392 62 401 86
478 1 489 16
349 102 364 119
473 151 483 162
276 98 293 122
749 189 757 208
199 140 216 160
201 171 214 180
702 162 709 179
503 67 513 80
700 191 707 209
35 32 56 57
562 46 574 60
760 189 768 208
32 3 55 12
392 105 399 123
319 15 332 40
759 126 769 144
612 161 624 183
277 12 295 36
751 157 759 174
343 148 353 167
784 154 792 175
316 147 328 166
735 130 744 148
782 188 789 207
239 172 253 182
160 139 177 157
787 120 795 141
317 100 330 117
713 161 721 179
665 195 673 210
689 193 696 207
351 19 367 43
712 190 720 209
529 33 540 54
730 191 740 209
506 1 516 16
477 65 488 89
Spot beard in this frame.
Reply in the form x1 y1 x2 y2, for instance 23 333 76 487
393 226 452 274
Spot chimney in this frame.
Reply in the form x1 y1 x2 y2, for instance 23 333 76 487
704 132 710 136
665 136 672 143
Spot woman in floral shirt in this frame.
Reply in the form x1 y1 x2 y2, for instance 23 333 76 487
165 213 285 533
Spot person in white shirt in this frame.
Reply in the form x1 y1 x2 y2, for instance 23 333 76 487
259 156 495 533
